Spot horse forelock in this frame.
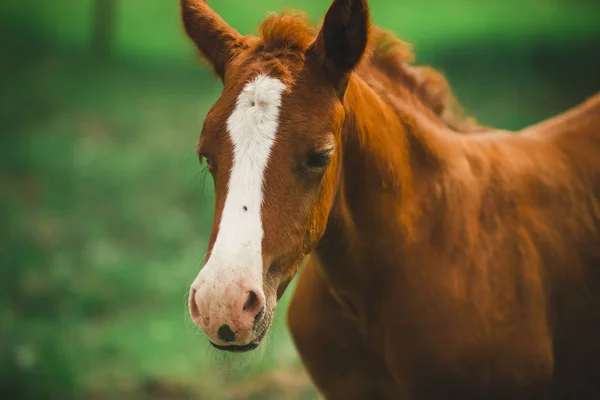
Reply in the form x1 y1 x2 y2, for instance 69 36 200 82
258 11 316 53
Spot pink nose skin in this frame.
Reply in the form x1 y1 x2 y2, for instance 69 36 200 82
189 282 265 345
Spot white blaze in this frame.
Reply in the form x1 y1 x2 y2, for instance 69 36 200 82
200 74 286 290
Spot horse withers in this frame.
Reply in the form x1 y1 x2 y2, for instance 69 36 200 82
180 0 600 398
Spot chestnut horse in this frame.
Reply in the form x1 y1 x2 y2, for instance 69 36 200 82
181 0 600 398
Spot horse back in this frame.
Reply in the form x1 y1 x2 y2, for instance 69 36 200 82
513 92 600 396
393 93 600 396
522 92 600 139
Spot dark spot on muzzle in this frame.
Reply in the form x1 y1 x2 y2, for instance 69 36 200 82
217 324 236 342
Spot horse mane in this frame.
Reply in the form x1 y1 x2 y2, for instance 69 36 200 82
256 11 486 133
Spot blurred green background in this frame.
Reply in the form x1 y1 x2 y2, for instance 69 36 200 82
1 0 598 399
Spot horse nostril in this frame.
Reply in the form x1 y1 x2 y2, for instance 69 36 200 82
218 324 236 342
243 290 259 312
243 290 265 325
254 306 265 324
189 288 201 321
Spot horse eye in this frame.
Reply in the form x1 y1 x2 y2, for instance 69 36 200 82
305 150 333 170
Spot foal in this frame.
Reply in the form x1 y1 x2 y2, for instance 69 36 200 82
180 0 600 398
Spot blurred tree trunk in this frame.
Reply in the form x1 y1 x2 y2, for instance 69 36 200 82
92 0 118 59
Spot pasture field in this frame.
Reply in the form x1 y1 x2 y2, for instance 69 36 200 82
1 0 598 398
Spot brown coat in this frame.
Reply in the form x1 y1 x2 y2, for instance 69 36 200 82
180 0 600 398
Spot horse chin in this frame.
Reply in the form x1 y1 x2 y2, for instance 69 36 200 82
208 321 270 353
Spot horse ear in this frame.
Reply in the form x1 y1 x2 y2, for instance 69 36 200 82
180 0 243 79
308 0 370 98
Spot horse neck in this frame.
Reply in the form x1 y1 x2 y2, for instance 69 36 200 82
314 73 452 295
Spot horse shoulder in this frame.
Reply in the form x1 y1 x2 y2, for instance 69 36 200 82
287 256 401 399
